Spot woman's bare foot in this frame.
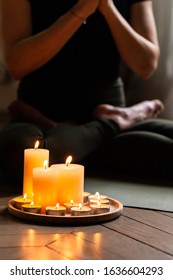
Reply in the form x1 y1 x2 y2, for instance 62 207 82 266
93 99 164 130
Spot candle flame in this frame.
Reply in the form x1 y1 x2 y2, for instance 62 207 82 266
30 201 34 206
23 193 27 200
55 203 60 209
34 140 39 149
43 160 48 169
66 155 72 166
70 200 74 205
79 203 82 210
95 192 100 199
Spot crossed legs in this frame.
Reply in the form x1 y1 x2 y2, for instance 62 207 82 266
0 98 172 187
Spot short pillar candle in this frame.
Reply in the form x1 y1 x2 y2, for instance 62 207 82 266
51 156 84 205
32 160 58 212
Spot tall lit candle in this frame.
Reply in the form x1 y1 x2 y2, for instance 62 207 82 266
51 156 84 205
23 140 49 199
32 160 58 212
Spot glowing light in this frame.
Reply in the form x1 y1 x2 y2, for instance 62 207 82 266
66 155 72 166
34 140 39 149
79 203 83 210
55 203 60 209
43 160 48 169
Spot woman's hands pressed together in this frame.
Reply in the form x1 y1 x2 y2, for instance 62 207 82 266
98 0 114 14
72 0 100 19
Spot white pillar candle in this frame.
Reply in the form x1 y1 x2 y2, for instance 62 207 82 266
51 156 84 205
32 160 58 212
23 140 49 199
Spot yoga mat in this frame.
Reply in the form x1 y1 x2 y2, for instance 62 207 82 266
1 172 173 212
84 176 173 212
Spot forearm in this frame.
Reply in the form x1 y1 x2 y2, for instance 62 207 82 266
3 0 100 80
99 2 160 79
5 11 86 80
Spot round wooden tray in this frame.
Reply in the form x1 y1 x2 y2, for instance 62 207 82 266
8 197 123 226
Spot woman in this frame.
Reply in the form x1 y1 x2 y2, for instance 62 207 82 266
0 0 172 186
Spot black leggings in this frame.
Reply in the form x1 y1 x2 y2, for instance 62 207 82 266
0 118 173 187
95 119 173 182
0 118 118 185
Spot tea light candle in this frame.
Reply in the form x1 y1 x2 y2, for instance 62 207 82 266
90 201 110 214
32 160 58 212
13 194 32 210
22 201 42 214
83 192 91 203
46 203 66 216
23 140 49 199
64 200 79 213
51 156 84 205
89 192 107 201
89 198 110 205
71 203 91 216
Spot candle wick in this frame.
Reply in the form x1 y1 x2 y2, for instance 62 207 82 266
65 155 72 166
79 204 82 210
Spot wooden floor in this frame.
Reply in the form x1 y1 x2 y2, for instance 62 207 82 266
0 191 173 260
